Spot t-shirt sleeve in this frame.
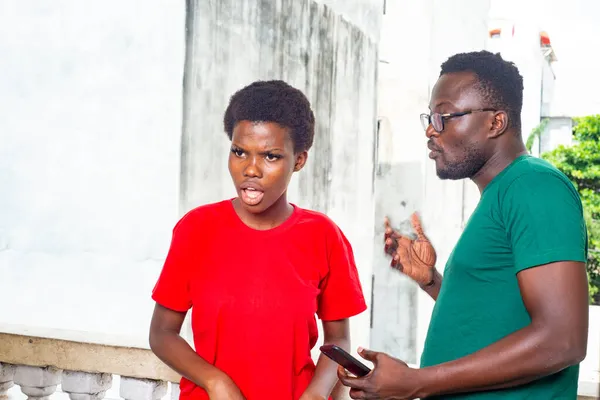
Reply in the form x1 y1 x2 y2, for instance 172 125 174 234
151 214 196 312
501 172 588 274
317 225 367 321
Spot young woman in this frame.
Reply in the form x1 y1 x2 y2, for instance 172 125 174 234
149 80 367 400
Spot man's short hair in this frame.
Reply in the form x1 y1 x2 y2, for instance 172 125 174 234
440 50 524 132
223 80 315 153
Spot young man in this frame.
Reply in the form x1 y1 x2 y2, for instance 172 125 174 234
339 51 589 399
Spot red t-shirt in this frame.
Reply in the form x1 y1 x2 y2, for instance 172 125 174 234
152 199 367 400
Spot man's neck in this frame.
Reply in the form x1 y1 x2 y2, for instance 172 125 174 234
471 141 528 193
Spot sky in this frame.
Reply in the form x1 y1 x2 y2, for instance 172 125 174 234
490 0 600 117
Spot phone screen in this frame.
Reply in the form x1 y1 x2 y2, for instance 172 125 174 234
319 344 371 377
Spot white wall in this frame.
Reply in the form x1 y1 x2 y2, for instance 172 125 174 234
376 0 491 363
487 19 547 142
0 1 186 344
540 117 573 154
0 0 382 357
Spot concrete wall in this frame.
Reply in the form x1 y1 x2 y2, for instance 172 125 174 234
375 0 491 364
540 117 573 154
0 1 186 342
0 0 382 356
182 0 382 358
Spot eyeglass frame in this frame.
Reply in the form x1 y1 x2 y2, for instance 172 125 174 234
420 108 497 133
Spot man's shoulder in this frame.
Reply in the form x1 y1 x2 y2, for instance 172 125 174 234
498 155 576 195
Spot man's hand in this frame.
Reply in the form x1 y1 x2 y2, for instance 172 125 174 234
205 375 246 400
337 348 423 399
384 212 437 286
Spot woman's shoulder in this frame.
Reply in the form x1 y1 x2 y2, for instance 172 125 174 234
175 199 232 229
295 206 345 237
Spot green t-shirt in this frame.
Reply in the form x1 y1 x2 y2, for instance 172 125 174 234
420 155 588 399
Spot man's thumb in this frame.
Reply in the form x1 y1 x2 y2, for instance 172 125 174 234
358 347 378 363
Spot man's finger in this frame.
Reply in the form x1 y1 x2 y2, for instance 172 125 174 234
337 366 368 389
383 216 391 229
337 365 350 380
390 253 401 269
357 347 379 363
397 233 412 248
384 236 398 255
349 388 368 399
411 212 427 239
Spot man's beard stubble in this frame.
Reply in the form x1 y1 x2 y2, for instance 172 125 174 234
436 145 487 180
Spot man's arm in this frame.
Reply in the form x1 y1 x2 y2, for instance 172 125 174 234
420 267 443 301
416 260 589 398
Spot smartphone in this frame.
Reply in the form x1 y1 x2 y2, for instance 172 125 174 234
319 344 371 377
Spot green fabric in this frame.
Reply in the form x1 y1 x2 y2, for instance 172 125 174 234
420 155 588 399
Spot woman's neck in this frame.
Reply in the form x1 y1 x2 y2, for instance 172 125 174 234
232 194 294 230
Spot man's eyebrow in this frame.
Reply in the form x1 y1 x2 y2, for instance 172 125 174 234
431 101 451 109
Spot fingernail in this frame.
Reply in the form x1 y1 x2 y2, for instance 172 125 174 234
358 346 364 352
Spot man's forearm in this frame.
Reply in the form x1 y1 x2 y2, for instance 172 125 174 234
420 268 442 300
414 323 583 398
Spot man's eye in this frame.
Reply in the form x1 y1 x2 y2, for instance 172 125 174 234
231 148 244 157
266 154 280 161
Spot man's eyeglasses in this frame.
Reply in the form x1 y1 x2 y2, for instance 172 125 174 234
420 109 497 133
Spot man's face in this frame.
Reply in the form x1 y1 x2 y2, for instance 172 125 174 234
426 72 494 180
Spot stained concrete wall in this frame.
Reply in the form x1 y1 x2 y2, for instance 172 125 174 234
181 0 381 356
0 1 186 341
181 0 381 357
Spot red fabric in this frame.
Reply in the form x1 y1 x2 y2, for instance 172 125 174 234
152 200 367 400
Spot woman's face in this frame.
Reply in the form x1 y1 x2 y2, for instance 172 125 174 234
228 120 307 215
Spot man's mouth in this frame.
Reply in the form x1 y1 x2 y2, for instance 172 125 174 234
241 187 264 206
427 141 442 159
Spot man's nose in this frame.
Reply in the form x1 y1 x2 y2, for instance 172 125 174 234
425 124 439 139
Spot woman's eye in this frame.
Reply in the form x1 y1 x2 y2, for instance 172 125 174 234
231 148 244 157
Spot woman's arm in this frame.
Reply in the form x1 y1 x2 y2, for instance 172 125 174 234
300 319 351 400
149 303 243 396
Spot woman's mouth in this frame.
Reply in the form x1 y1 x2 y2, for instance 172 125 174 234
241 187 264 206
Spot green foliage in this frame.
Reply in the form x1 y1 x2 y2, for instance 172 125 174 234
538 115 600 304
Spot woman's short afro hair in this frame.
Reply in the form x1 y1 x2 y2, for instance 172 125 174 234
223 80 315 153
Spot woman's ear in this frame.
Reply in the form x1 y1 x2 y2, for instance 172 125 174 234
294 151 308 172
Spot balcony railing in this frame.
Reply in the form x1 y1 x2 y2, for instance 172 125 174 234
0 315 598 400
0 324 179 400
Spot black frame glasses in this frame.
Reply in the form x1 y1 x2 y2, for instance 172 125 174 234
420 108 497 133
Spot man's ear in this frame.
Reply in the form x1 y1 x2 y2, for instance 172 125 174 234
489 111 509 138
294 151 308 172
